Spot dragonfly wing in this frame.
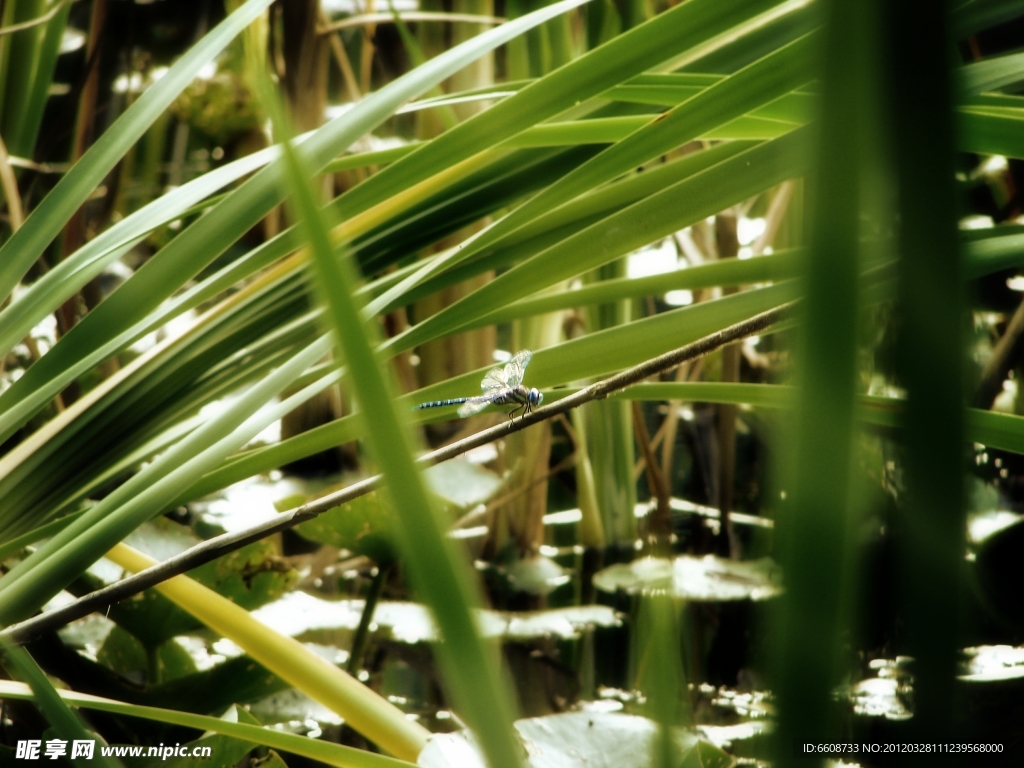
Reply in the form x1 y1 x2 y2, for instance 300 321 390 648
480 365 509 393
458 396 493 417
504 350 532 388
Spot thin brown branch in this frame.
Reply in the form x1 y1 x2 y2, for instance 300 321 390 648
632 401 671 547
321 8 362 102
0 301 794 645
0 133 23 231
975 296 1024 409
4 157 69 174
658 362 689 484
751 181 794 256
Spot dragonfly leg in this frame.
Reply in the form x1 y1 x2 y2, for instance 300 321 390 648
521 402 537 424
507 404 525 427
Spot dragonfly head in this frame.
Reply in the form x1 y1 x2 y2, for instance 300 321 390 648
527 388 543 407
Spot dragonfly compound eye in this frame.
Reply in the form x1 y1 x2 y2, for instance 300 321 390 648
528 388 543 406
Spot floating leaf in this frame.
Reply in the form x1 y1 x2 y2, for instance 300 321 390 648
197 475 316 535
966 509 1022 545
96 518 295 648
248 687 344 734
960 645 1024 683
292 490 396 564
95 625 147 683
705 686 774 720
847 658 913 721
418 711 730 768
593 555 782 601
695 721 772 753
424 459 503 508
285 461 501 559
480 605 623 642
57 614 116 663
249 592 620 644
506 555 572 596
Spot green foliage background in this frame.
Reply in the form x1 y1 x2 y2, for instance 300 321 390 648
1 0 1023 766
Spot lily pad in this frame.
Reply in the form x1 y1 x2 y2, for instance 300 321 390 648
419 711 730 768
506 555 572 596
424 458 503 508
593 555 783 601
705 685 774 719
143 655 289 714
249 591 620 644
847 658 913 721
967 510 1022 545
696 721 772 752
94 518 294 649
96 624 147 683
960 645 1024 682
58 613 116 662
192 474 312 535
290 489 396 564
849 676 912 721
287 461 501 559
483 606 623 642
248 688 343 736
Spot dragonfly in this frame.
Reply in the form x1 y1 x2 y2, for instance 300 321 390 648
414 350 543 424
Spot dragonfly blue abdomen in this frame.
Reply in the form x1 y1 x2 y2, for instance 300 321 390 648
414 398 472 410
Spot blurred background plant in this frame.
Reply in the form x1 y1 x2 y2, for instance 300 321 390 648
1 0 1024 766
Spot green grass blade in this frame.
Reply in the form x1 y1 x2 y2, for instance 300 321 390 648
961 49 1024 95
0 0 276 302
7 0 69 159
963 226 1024 277
474 251 802 327
959 106 1024 158
951 0 1024 37
613 381 795 408
0 337 334 623
0 0 591 434
464 32 815 264
0 643 120 768
0 142 282 363
188 283 796 500
386 127 807 354
772 0 869 760
503 114 797 146
612 386 1024 462
329 0 787 223
0 680 411 768
884 0 966 741
368 140 756 316
264 76 523 768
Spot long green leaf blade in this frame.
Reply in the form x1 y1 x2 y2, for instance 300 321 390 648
265 76 523 768
0 0 277 302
